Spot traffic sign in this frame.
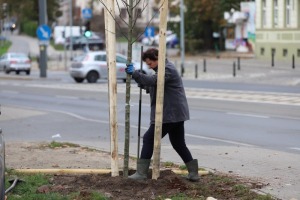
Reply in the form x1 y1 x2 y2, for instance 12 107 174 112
82 8 92 19
36 25 51 41
144 26 155 37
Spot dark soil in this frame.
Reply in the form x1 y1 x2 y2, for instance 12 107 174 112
41 170 269 200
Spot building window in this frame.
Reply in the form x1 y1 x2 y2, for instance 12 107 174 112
135 8 142 18
273 0 278 27
261 48 265 55
271 48 276 56
262 0 267 27
152 8 159 19
120 8 127 19
286 0 291 26
283 49 288 57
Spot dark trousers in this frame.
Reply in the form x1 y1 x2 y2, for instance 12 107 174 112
140 121 193 163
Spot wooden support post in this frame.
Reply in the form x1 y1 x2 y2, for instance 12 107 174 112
104 0 119 177
152 0 168 180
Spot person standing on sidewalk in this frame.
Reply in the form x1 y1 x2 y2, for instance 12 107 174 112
125 48 199 181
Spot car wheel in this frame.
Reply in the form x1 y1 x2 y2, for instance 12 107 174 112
86 71 99 83
26 70 30 75
4 67 9 74
16 71 20 75
74 77 84 83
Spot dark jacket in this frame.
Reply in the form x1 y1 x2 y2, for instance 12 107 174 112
132 59 189 124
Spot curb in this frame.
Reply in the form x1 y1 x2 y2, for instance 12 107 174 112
14 168 210 176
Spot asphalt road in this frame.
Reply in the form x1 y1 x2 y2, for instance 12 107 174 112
1 76 300 199
1 33 300 199
1 77 299 151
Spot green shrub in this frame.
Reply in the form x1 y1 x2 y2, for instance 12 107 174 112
185 39 204 54
21 21 38 37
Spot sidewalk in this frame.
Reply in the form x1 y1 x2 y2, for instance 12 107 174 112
6 34 300 87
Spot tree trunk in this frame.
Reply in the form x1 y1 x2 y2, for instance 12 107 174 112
123 0 134 177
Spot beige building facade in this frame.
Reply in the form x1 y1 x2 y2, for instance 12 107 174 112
255 0 300 61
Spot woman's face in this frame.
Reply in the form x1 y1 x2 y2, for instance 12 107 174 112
145 58 158 69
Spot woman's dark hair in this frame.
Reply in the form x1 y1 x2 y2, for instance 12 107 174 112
142 48 158 62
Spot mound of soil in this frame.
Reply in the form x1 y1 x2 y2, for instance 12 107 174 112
40 170 265 200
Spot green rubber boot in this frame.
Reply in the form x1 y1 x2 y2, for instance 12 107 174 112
186 159 200 182
129 159 151 180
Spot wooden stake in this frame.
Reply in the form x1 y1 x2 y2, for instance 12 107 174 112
105 0 119 177
152 0 168 180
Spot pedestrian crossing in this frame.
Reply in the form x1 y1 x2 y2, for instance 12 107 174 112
1 82 300 106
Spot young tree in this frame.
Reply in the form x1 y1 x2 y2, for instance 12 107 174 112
98 0 145 177
98 0 168 177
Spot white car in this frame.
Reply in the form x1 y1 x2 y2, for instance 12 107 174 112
69 51 153 83
0 52 31 75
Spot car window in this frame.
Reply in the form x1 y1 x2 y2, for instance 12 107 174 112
73 54 86 62
116 56 127 64
95 55 106 61
12 54 28 59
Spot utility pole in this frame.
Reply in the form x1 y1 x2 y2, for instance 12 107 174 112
69 0 73 59
180 0 185 76
38 0 48 78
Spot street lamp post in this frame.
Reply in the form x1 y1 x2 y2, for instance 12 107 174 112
180 0 185 77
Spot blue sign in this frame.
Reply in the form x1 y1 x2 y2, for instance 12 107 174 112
36 25 51 41
82 8 92 19
144 27 155 37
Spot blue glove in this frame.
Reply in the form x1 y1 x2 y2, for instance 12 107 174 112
125 63 135 75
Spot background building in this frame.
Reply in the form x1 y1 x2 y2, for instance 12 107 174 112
255 0 300 61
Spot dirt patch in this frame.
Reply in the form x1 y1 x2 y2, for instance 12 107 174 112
5 142 269 199
41 170 266 200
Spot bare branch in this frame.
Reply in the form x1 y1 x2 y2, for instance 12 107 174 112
131 0 164 44
97 0 129 40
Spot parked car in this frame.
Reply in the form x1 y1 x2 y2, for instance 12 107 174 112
141 30 179 48
69 51 153 83
0 52 31 75
67 35 105 51
65 36 81 49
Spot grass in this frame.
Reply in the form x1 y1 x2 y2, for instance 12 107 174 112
0 40 12 56
46 141 80 149
5 171 107 200
4 170 276 200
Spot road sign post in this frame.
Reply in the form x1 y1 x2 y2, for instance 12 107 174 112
38 0 49 78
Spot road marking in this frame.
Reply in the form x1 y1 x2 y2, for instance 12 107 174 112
289 147 300 151
55 95 79 100
185 134 254 147
227 112 269 119
24 83 300 106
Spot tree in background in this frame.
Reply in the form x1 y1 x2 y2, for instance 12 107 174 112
0 0 61 36
169 0 244 52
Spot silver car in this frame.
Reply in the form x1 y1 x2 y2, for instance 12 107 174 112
69 51 153 83
0 52 32 75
